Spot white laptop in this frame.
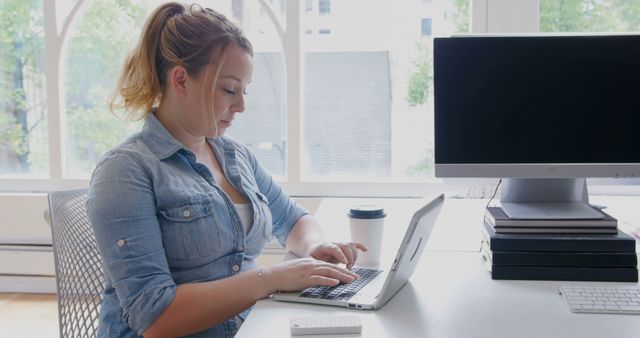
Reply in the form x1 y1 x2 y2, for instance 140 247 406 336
273 193 445 310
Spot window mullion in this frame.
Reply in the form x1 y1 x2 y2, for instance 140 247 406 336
471 0 488 33
284 0 303 185
484 0 539 33
44 0 63 181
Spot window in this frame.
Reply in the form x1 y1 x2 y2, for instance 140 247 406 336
540 0 640 32
421 18 433 36
4 0 636 195
226 2 287 178
226 47 286 177
2 0 474 195
302 0 468 182
64 0 146 178
61 0 286 178
0 0 47 177
319 0 331 16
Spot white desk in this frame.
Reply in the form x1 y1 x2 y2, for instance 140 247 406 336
236 197 640 338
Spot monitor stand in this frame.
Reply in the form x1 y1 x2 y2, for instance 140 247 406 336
499 178 604 220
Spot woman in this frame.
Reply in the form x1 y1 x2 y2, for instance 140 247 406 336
87 3 366 337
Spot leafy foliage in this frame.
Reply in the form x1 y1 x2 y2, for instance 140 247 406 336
0 0 148 176
540 0 640 32
0 112 27 156
405 0 470 177
406 41 433 107
406 148 435 177
0 0 45 174
64 0 146 176
453 0 470 33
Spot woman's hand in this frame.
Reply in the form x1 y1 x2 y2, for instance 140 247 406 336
263 258 359 293
307 241 368 270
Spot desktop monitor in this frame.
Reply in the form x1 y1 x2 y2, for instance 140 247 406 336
433 34 640 219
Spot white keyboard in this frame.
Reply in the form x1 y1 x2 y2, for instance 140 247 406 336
290 315 362 335
559 284 640 314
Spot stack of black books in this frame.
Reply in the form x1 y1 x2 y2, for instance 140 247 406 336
481 207 638 282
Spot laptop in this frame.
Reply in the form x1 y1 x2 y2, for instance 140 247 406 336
273 193 445 310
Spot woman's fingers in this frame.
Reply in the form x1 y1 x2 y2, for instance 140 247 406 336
334 241 368 269
269 257 365 291
313 266 356 283
328 243 349 265
353 242 368 252
309 242 369 269
348 242 358 269
306 275 340 287
317 260 359 277
336 242 355 268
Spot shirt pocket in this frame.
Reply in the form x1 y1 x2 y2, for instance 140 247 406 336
157 200 221 261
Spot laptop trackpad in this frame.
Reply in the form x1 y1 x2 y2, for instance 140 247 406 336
352 272 386 301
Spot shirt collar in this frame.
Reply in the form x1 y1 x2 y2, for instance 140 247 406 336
141 110 231 160
141 111 187 160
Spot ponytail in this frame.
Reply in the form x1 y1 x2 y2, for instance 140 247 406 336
109 2 253 121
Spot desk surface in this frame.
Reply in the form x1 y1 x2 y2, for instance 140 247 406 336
236 196 640 338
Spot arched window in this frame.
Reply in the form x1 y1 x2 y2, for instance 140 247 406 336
0 0 47 177
62 0 287 178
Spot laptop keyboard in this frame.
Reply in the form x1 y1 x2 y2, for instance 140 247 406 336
299 268 382 301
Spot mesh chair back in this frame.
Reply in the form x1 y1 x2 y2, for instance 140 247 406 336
48 189 104 338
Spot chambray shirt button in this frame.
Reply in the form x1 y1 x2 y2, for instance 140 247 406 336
117 239 125 247
232 265 240 272
238 245 244 251
183 209 191 218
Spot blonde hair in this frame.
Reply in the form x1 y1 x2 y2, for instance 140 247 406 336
109 2 253 121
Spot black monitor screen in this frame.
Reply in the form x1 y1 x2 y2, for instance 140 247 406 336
434 35 640 165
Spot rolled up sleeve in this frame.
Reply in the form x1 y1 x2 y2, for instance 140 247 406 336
87 150 175 335
249 151 309 246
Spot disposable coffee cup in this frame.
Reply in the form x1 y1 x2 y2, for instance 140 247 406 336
348 205 386 267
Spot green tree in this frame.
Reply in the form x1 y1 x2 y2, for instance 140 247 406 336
406 149 435 177
539 0 640 32
0 0 148 176
541 0 589 31
404 1 470 177
612 0 640 30
453 0 470 33
406 41 432 108
64 0 146 175
404 40 434 177
0 0 45 174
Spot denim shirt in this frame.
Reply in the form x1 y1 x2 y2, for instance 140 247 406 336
86 113 308 338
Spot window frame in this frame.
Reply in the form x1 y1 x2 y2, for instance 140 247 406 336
2 0 638 196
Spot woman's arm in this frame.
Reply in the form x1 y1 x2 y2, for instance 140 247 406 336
286 215 367 270
244 145 366 269
144 214 365 338
143 269 267 338
285 214 325 257
143 257 358 338
88 152 177 335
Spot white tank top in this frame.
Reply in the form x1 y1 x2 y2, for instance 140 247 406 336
233 203 253 234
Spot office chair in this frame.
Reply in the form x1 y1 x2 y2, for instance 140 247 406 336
48 189 104 338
